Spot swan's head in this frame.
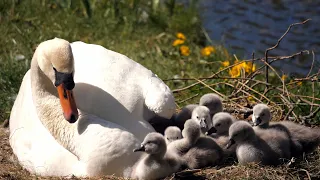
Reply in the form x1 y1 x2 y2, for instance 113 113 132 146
191 105 211 133
199 93 223 116
207 112 235 135
164 126 182 144
252 104 271 127
182 119 200 144
133 132 166 157
37 38 78 123
226 121 255 149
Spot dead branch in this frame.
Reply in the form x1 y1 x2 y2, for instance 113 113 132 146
264 19 311 84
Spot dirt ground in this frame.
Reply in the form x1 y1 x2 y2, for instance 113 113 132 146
1 126 319 180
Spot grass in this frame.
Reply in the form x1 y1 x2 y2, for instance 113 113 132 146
0 0 320 179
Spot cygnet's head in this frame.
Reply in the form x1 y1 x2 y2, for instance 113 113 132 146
191 106 211 132
164 126 182 144
182 119 201 144
207 112 235 135
252 104 271 126
133 132 167 157
199 93 223 116
226 121 255 149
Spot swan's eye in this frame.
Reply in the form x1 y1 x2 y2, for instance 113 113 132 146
167 138 169 140
216 123 221 127
196 116 199 119
261 113 264 116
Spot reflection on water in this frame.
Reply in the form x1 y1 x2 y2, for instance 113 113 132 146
197 0 320 76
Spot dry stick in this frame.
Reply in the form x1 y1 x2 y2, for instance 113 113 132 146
284 99 301 120
260 58 291 101
288 104 320 121
306 50 315 78
280 94 299 121
177 93 199 104
193 78 246 109
170 58 263 93
264 19 311 84
223 82 263 103
166 50 308 83
299 169 311 180
311 81 315 113
236 81 272 104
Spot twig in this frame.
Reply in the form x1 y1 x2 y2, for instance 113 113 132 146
264 19 311 84
177 93 199 104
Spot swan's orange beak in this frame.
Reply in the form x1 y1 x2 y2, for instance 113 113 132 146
57 84 78 123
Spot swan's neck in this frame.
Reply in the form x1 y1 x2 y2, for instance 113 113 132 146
30 54 77 153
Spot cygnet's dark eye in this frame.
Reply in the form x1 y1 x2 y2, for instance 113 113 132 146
167 138 170 140
196 116 199 119
216 123 221 127
176 137 179 139
261 113 265 116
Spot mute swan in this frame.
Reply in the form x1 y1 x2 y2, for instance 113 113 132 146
252 103 320 156
132 132 181 180
227 121 291 165
207 112 236 156
168 119 223 169
191 106 212 134
9 38 169 177
164 126 182 144
70 41 176 124
174 93 223 130
199 93 223 117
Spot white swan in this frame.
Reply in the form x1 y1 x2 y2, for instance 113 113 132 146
9 38 174 177
71 41 176 124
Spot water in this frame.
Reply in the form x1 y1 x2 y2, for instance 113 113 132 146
197 0 320 76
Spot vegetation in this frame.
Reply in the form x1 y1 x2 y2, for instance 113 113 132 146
0 0 319 179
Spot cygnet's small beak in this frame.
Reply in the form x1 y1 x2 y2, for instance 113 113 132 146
206 127 217 135
57 84 78 123
253 117 261 126
225 138 235 149
133 145 146 152
200 119 207 129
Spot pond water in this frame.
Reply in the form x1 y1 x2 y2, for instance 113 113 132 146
196 0 320 76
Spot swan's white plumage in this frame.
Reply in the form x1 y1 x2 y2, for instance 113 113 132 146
71 41 176 122
9 38 175 177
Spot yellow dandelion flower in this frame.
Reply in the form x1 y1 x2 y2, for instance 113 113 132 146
180 45 190 56
243 62 256 73
297 81 302 86
172 39 185 46
281 74 288 81
229 65 241 78
221 61 230 67
201 46 216 56
252 64 256 72
247 96 255 103
176 32 186 40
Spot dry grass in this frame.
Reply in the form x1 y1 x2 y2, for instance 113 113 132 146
1 124 319 180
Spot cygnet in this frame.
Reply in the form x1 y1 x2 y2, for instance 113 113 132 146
227 121 291 165
132 132 181 180
174 104 198 130
191 105 212 134
252 103 320 156
164 126 182 144
199 93 223 117
207 112 237 156
168 119 223 169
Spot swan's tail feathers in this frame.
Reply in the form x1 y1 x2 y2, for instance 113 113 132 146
144 75 176 120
